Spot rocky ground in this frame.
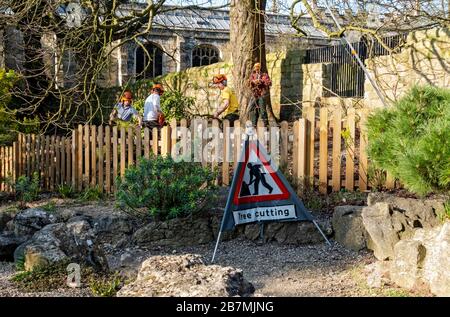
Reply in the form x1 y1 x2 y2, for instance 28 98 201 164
0 239 429 297
0 197 436 297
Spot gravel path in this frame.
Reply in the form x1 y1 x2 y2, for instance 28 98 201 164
107 238 427 297
1 238 425 297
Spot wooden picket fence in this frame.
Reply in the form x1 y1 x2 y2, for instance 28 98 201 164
0 107 397 195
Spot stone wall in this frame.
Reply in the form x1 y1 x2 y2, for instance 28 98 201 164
151 49 306 119
365 27 450 108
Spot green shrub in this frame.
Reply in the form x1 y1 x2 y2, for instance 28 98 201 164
58 184 76 199
78 185 103 202
14 172 40 208
366 86 450 195
160 90 196 121
116 155 217 220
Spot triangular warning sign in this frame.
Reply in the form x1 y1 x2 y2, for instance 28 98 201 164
233 142 290 205
211 133 331 262
218 137 314 232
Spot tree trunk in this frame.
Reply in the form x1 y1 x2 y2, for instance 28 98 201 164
230 0 276 124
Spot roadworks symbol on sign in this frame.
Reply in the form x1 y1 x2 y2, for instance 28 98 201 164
233 142 290 205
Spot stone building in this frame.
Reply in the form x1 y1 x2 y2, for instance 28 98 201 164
0 4 344 88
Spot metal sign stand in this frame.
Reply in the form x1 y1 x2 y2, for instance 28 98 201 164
211 122 331 263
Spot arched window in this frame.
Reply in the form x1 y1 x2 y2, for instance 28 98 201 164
192 45 220 67
135 43 163 79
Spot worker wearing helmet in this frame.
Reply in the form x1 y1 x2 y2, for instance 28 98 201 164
109 90 142 127
143 83 165 129
249 62 272 126
212 74 239 123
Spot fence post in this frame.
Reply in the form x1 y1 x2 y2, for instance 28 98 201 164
135 126 142 161
319 108 328 194
98 125 104 193
345 108 356 191
127 126 134 168
233 121 241 170
152 127 158 155
161 125 170 157
332 107 342 192
144 127 150 159
212 119 220 185
120 127 126 178
304 107 315 187
105 126 111 194
280 121 288 170
222 119 230 186
359 109 369 191
91 125 97 187
13 141 18 189
295 118 307 190
112 126 118 190
77 125 83 192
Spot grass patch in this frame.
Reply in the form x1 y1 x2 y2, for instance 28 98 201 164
11 260 124 294
41 201 56 213
438 200 450 223
78 186 103 202
89 272 126 297
58 185 76 199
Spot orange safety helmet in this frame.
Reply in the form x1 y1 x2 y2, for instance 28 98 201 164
212 74 227 84
152 83 164 94
121 90 133 102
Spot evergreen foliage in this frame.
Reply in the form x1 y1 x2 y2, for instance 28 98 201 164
116 155 217 220
366 86 450 195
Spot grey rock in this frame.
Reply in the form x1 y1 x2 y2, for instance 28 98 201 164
332 206 369 251
390 240 427 290
362 194 444 261
132 217 214 247
362 203 402 260
244 224 261 240
0 235 26 261
92 213 134 246
13 208 58 238
245 221 328 245
367 192 442 228
364 262 390 288
57 209 79 222
24 223 69 270
117 254 254 297
93 213 134 234
0 212 13 232
421 222 450 296
23 221 107 271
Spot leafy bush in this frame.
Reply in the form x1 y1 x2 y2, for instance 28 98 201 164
58 184 76 199
160 90 196 121
116 155 217 220
78 185 103 202
14 172 40 208
366 86 450 195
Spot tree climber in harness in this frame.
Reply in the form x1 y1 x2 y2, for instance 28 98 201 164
248 62 272 126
